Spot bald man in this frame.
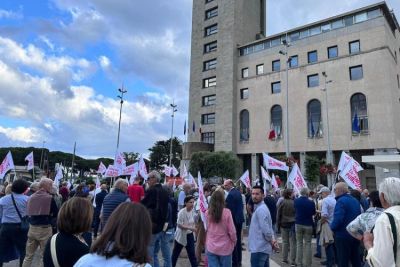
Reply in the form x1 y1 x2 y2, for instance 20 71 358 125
330 182 362 267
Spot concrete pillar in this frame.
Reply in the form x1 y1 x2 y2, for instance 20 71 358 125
299 152 306 173
251 153 259 185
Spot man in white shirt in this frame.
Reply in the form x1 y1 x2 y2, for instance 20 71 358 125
319 186 336 267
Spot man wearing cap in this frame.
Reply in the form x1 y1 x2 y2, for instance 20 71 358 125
224 179 244 267
319 186 336 267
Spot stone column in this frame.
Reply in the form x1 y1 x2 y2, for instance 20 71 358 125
251 153 259 185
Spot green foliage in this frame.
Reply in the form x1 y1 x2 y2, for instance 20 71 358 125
305 155 324 182
148 137 182 170
122 152 139 165
189 151 239 179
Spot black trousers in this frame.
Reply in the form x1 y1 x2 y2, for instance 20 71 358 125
335 237 361 267
232 222 242 267
171 233 197 267
0 223 28 267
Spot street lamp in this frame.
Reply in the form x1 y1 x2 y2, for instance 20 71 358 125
116 86 127 151
322 71 333 186
169 102 178 167
279 38 291 158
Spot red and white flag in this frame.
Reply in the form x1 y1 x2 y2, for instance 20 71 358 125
268 124 276 140
122 163 139 176
261 166 271 193
239 170 251 189
187 172 198 188
138 155 148 180
263 153 289 172
271 173 279 191
25 152 34 170
97 161 107 175
171 165 179 177
340 158 363 189
288 163 308 194
104 165 119 177
95 176 101 188
0 151 15 180
114 152 126 175
181 163 188 178
197 172 208 229
162 165 173 177
337 151 352 172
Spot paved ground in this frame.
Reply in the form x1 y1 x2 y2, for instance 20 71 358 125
4 235 327 267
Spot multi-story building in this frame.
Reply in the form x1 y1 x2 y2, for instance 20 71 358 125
184 0 400 189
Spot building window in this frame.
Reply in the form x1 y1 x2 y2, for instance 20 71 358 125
256 64 264 75
271 82 281 94
203 58 217 71
203 76 216 88
205 24 218 36
201 132 215 144
240 88 249 99
270 105 282 138
272 60 280 71
349 40 360 54
240 109 249 141
289 55 298 68
205 0 214 3
202 113 215 124
204 41 217 53
308 99 322 138
308 50 318 63
350 65 363 80
328 46 338 58
351 93 368 133
241 68 249 78
307 74 319 87
202 95 216 106
205 7 218 19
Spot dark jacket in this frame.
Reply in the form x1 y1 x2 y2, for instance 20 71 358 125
294 196 316 226
277 198 296 228
226 187 244 225
141 183 169 234
94 190 108 213
101 188 129 227
330 193 361 239
264 195 277 225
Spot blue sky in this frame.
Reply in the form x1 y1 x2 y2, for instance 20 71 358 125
0 0 399 159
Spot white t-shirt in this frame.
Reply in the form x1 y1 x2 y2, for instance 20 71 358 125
74 253 151 267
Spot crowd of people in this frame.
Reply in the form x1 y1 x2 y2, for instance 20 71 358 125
0 171 399 267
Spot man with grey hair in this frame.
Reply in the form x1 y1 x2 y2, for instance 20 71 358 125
100 178 129 228
294 187 316 267
142 171 170 266
330 182 361 267
364 177 400 267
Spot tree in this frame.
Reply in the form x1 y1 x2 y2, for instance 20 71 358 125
305 155 324 182
189 151 240 179
122 152 139 165
148 137 182 170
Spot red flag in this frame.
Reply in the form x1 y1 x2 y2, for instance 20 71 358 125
268 124 276 140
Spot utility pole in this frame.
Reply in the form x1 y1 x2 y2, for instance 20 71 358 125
169 101 178 167
116 86 127 151
322 71 333 186
279 38 291 158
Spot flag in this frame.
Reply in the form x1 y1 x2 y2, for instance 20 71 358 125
104 165 119 177
197 172 208 229
181 163 188 178
268 124 276 140
162 165 172 176
114 152 126 175
288 163 308 194
192 121 195 132
97 161 107 175
25 151 34 170
54 164 63 187
261 166 271 193
95 176 101 188
340 157 363 189
0 151 15 180
138 155 148 180
184 120 186 135
239 170 251 189
352 112 360 133
271 173 279 191
171 165 179 177
337 151 352 172
310 115 315 137
263 153 289 172
122 162 139 176
187 172 198 188
172 178 177 192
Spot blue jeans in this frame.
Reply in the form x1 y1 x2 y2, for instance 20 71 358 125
148 231 163 266
206 251 232 267
171 233 197 267
250 252 269 267
154 230 174 267
325 243 335 267
315 233 321 256
335 237 361 267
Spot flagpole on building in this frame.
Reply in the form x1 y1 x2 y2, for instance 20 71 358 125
322 72 334 187
169 101 178 167
279 37 291 158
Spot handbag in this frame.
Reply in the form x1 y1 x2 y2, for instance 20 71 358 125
11 194 29 231
50 233 60 267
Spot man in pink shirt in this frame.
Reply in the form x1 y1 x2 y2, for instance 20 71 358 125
127 176 144 203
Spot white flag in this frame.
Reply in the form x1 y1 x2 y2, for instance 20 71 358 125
25 152 34 170
54 164 63 187
261 166 271 193
181 163 188 178
172 165 179 177
263 153 289 172
187 172 198 188
95 176 101 188
288 163 308 194
340 158 363 189
104 165 119 177
271 173 279 191
162 165 173 177
239 170 251 189
122 163 139 176
197 172 208 230
337 151 352 172
0 151 15 180
114 152 126 175
97 161 107 175
138 155 148 180
172 178 177 192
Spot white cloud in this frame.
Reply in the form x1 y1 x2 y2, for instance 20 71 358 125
0 8 23 19
98 55 110 69
0 126 40 143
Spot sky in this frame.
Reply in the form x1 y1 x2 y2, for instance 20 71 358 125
0 0 399 159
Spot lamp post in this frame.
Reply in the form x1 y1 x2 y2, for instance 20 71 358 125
116 86 127 151
322 71 333 186
169 102 178 167
279 39 291 158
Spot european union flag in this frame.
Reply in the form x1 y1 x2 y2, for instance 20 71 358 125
352 113 360 133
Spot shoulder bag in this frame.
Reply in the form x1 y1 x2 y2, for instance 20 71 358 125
50 233 60 267
386 212 398 263
11 194 29 231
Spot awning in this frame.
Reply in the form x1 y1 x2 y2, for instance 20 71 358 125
362 155 400 169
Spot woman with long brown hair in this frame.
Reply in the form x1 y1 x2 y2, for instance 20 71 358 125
205 189 237 267
74 202 152 267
